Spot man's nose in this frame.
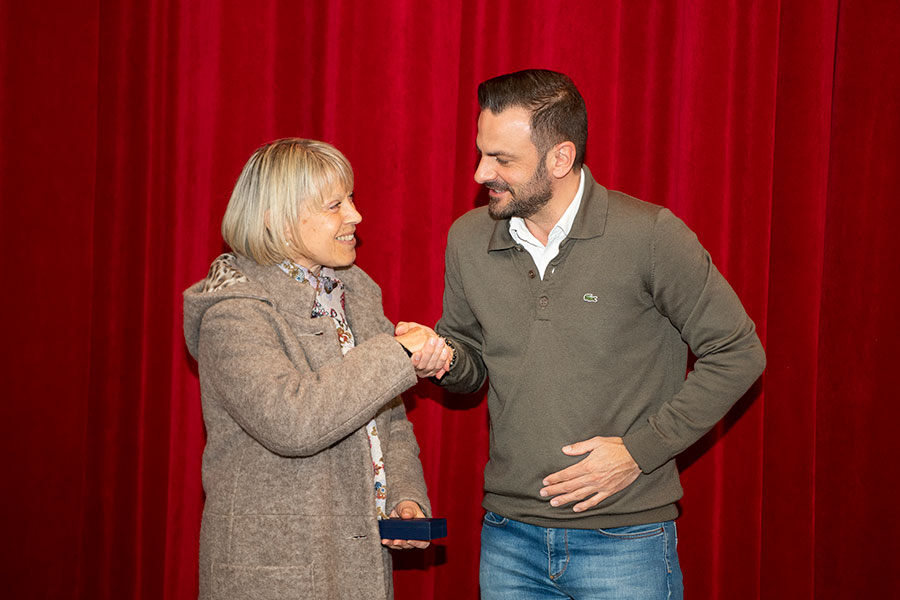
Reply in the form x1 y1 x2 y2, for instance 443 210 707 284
474 156 493 184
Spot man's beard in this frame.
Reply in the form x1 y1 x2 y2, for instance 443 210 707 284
486 160 552 220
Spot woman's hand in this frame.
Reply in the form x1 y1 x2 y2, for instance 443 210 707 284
394 321 438 353
395 322 452 378
380 500 431 550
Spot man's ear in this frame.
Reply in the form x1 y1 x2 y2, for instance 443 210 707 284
548 141 576 178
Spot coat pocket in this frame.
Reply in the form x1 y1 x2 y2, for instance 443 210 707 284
219 515 386 598
213 563 312 600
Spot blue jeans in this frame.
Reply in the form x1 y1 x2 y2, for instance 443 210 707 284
480 512 683 599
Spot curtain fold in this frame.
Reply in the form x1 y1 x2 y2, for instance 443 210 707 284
0 1 98 598
2 1 898 598
761 2 838 598
815 2 900 597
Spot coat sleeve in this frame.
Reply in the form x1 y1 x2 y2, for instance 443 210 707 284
199 298 418 457
434 223 489 393
382 396 432 516
622 208 766 472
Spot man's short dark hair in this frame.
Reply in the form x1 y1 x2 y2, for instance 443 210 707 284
477 69 587 168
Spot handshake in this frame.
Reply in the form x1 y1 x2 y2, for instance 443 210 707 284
394 321 454 379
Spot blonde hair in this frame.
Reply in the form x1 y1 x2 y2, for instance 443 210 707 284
222 138 354 265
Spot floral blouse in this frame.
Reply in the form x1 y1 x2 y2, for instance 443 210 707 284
279 260 390 519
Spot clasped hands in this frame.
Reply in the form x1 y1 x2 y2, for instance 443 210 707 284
394 321 452 378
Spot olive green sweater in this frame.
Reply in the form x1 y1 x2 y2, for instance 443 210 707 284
436 168 765 528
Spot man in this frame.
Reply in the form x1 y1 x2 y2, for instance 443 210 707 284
399 69 765 599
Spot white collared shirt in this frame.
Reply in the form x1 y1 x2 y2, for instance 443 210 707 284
509 168 585 279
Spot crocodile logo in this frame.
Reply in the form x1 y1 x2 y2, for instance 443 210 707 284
583 293 598 303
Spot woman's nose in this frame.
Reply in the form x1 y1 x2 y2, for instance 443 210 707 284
344 202 362 224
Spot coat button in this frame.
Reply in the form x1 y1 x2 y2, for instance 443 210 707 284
528 270 536 278
539 296 549 307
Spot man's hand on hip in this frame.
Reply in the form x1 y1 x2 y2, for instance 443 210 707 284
539 436 641 512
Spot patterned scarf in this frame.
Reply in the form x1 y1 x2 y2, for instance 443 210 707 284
279 261 389 519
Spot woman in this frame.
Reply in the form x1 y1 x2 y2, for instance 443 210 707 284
183 138 436 599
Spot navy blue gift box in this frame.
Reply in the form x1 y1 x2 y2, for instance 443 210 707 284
378 518 447 540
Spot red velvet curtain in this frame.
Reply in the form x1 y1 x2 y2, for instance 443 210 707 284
3 1 899 598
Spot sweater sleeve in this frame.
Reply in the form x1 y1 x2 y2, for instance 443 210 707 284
199 298 418 457
434 224 489 393
623 209 766 473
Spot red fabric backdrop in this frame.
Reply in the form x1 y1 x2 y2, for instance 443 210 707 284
3 1 899 598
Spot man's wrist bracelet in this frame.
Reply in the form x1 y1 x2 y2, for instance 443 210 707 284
442 337 458 372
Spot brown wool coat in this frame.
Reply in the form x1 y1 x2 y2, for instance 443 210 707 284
184 254 430 600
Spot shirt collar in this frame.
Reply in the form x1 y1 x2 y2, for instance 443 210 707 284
489 165 607 251
277 260 342 294
508 167 585 247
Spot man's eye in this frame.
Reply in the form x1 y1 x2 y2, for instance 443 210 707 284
496 158 509 166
